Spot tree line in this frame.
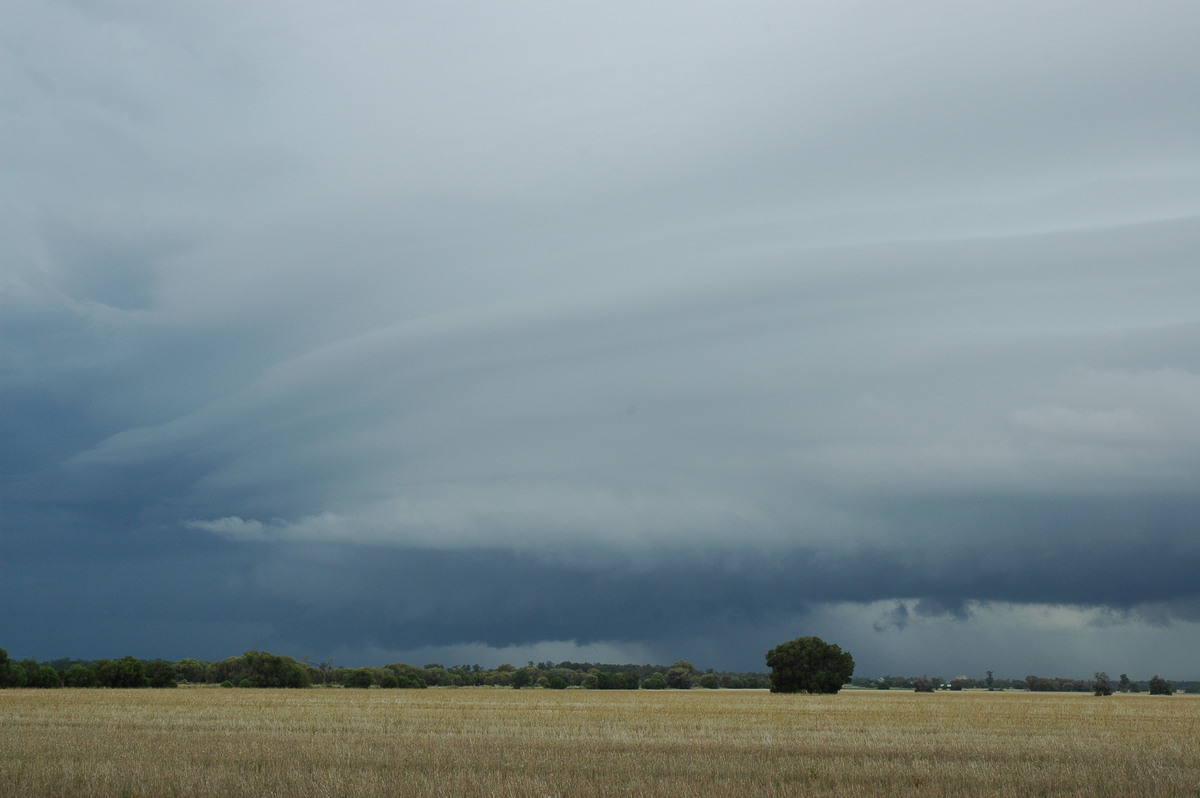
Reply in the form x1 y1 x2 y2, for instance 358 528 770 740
0 647 769 690
3 644 1188 694
851 671 1192 694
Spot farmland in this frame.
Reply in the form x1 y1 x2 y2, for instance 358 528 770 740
1 688 1197 796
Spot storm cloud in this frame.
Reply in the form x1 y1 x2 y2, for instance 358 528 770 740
3 0 1200 677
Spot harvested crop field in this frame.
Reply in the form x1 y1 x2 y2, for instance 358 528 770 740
1 688 1197 796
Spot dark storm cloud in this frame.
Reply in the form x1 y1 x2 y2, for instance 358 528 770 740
3 0 1200 675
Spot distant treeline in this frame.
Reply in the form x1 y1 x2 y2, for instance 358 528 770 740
0 647 769 690
852 673 1197 694
4 647 1191 693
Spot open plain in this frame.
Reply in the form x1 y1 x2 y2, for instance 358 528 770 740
1 688 1197 797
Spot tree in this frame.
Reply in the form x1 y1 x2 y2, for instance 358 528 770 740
1 663 27 687
96 656 150 688
1118 673 1132 693
343 668 375 688
765 636 854 694
27 665 62 688
1092 672 1113 696
641 673 667 690
1148 675 1173 695
383 663 427 688
240 651 311 688
666 661 696 690
174 658 209 684
0 649 28 688
145 660 178 688
63 664 100 688
592 671 639 690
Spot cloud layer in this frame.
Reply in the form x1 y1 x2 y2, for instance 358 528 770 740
4 0 1200 676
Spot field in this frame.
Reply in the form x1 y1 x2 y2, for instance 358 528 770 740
1 688 1197 797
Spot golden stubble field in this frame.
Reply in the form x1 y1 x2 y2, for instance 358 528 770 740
1 688 1197 797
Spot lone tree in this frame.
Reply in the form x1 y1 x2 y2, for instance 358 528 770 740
765 636 854 694
1148 675 1173 695
1092 671 1113 696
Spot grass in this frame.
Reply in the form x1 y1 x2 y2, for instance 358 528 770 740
1 688 1197 796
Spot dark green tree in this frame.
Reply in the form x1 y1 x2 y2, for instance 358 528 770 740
665 661 695 690
174 658 209 684
641 673 667 690
1118 673 1132 693
145 660 178 688
63 664 100 688
27 665 62 688
765 636 854 694
0 648 13 686
0 648 19 688
343 668 375 688
1092 672 1113 696
1 657 27 687
512 667 540 689
382 663 427 688
1148 675 1173 695
240 651 311 688
97 656 150 688
592 671 639 689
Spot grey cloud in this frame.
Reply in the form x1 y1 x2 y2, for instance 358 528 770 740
3 1 1200 676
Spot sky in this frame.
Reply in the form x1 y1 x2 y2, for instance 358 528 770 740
3 0 1200 680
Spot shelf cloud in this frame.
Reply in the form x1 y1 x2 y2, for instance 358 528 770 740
4 0 1200 677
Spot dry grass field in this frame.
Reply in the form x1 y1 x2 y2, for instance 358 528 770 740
1 687 1197 797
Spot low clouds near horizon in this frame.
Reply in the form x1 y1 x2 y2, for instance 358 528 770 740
3 0 1200 677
